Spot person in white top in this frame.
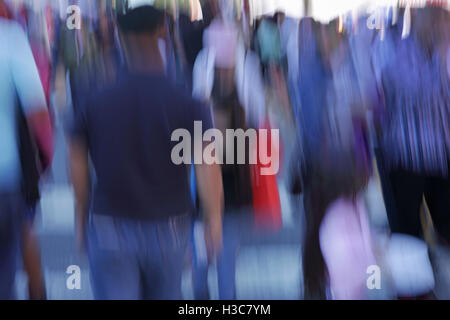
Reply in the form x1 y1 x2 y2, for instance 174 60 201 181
0 18 53 299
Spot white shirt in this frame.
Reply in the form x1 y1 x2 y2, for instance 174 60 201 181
0 19 46 191
193 39 266 127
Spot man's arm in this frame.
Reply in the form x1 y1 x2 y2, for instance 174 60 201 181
189 95 223 255
195 161 224 256
69 139 90 251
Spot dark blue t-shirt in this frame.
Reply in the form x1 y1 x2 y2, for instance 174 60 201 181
70 71 213 220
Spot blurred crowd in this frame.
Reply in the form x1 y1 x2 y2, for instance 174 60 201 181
0 0 449 300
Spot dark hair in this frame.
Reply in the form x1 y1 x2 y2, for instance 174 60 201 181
117 5 165 34
302 138 371 299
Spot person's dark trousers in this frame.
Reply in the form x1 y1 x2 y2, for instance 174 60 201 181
87 213 191 300
374 148 398 227
388 168 450 244
0 193 25 299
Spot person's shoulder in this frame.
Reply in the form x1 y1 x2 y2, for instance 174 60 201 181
78 80 124 112
0 18 19 30
171 85 202 109
166 85 207 118
321 198 353 230
151 77 196 104
0 19 26 42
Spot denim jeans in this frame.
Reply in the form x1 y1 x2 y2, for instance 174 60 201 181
87 213 191 300
0 193 25 299
192 213 244 300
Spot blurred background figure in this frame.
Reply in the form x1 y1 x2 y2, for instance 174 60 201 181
191 1 253 300
377 7 450 246
0 2 53 299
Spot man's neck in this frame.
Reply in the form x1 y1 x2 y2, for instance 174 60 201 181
125 35 165 75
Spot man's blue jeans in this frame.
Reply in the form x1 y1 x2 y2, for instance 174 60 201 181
87 213 191 300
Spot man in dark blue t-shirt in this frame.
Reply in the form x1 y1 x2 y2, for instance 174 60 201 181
69 6 223 300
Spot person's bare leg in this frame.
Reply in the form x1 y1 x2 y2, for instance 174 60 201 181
22 221 46 300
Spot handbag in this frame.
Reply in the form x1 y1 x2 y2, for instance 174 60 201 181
250 120 282 231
